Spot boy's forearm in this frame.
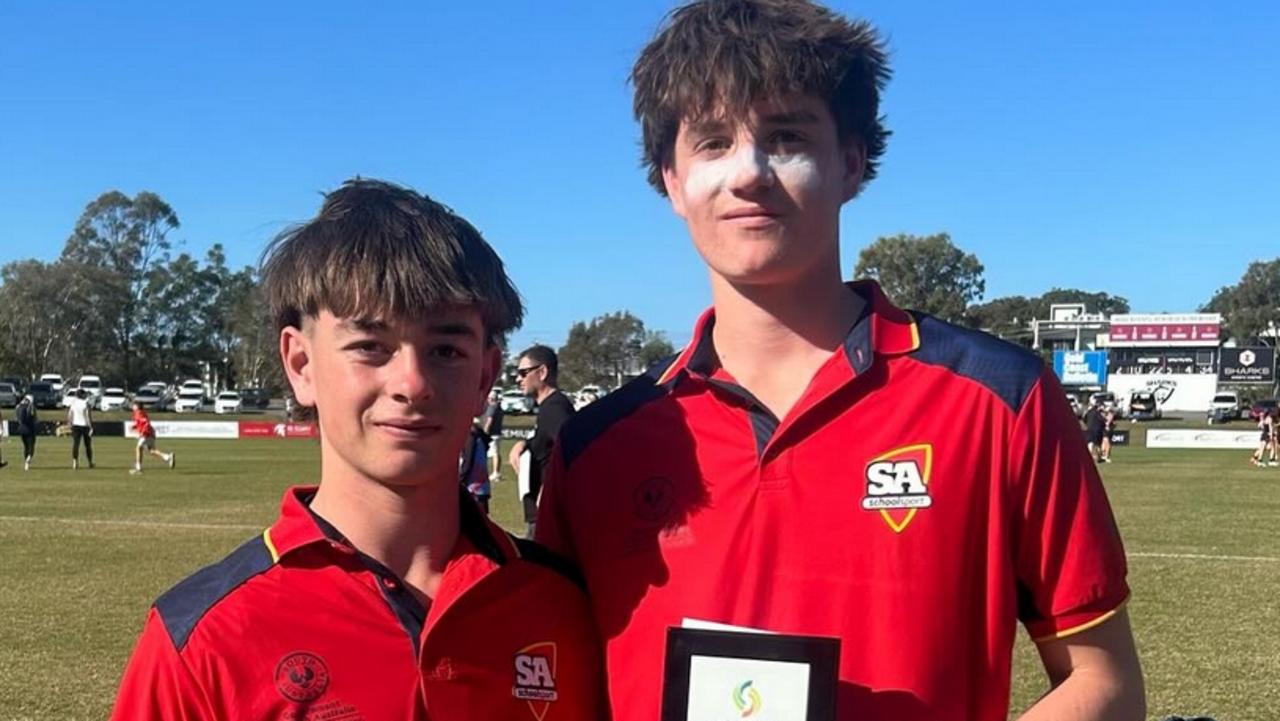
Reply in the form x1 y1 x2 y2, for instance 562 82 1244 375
1015 668 1145 721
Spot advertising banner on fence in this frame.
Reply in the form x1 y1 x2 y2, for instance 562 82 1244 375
1107 373 1218 412
238 421 320 438
1219 347 1275 384
128 420 240 439
1108 313 1221 346
1146 429 1260 449
1053 350 1108 386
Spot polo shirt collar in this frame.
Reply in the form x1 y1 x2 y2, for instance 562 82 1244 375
656 278 920 387
263 485 518 566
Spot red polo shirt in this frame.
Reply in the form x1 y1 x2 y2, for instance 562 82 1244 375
111 486 605 721
537 280 1129 721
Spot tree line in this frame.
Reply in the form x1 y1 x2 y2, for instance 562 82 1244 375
3 193 1275 393
856 232 1279 348
0 191 277 391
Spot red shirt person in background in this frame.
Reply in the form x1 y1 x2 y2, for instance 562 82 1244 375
129 401 175 474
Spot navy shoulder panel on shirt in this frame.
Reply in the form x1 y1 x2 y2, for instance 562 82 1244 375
559 354 677 469
154 534 274 650
909 313 1045 413
512 536 587 591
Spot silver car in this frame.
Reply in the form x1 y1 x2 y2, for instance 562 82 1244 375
0 382 18 408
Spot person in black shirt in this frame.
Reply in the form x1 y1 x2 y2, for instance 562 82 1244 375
1083 401 1106 463
508 345 575 538
15 395 37 471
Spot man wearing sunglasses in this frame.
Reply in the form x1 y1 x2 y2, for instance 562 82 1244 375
508 345 576 538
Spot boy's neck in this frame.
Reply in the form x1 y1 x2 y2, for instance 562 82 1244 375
707 264 864 420
309 472 460 605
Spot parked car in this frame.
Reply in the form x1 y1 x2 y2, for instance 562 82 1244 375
1250 398 1279 421
174 386 206 413
1207 392 1243 424
238 387 271 409
214 391 243 415
98 387 129 412
0 376 26 395
1127 391 1162 421
500 389 534 415
27 381 60 409
135 381 174 411
572 384 606 410
133 386 165 411
0 382 18 408
39 373 64 394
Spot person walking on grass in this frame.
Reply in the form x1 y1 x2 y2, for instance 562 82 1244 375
1251 407 1277 467
15 394 37 471
67 388 95 469
129 401 174 474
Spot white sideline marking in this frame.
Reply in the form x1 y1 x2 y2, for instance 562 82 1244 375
1 517 1278 561
1129 551 1279 563
0 515 259 531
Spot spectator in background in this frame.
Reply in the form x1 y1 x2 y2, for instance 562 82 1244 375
15 395 38 471
129 401 174 474
507 344 575 538
480 387 504 483
0 403 7 469
67 388 95 470
1251 407 1277 467
1101 406 1117 463
1084 400 1107 463
460 423 491 513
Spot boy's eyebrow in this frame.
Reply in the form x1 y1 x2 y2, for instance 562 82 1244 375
759 109 821 125
425 321 482 339
337 317 481 339
683 109 821 139
338 318 390 334
683 118 730 138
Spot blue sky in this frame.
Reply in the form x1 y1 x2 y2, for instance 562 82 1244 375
2 1 1277 352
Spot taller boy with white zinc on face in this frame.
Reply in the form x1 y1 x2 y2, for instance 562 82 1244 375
536 2 1145 721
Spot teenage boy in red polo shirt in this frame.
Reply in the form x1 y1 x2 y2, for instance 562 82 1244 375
537 2 1144 720
110 179 604 721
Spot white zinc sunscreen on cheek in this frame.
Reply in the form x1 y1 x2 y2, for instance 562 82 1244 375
683 145 822 199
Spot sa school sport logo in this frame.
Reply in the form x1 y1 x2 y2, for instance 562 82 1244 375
513 641 558 720
862 443 934 533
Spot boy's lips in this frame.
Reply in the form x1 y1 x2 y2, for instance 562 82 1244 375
374 419 443 437
720 205 778 220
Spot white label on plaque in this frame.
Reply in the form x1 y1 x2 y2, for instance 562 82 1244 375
686 655 810 721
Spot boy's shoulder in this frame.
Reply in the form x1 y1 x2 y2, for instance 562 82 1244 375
152 533 276 652
908 312 1046 414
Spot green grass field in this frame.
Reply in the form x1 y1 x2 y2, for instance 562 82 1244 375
1 419 1277 720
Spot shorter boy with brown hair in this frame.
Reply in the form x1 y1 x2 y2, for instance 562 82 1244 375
128 400 174 474
110 178 604 721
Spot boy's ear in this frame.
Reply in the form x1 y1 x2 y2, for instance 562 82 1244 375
662 163 688 218
841 141 866 203
280 325 316 408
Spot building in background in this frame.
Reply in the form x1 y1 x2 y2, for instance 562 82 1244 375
1105 313 1221 412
